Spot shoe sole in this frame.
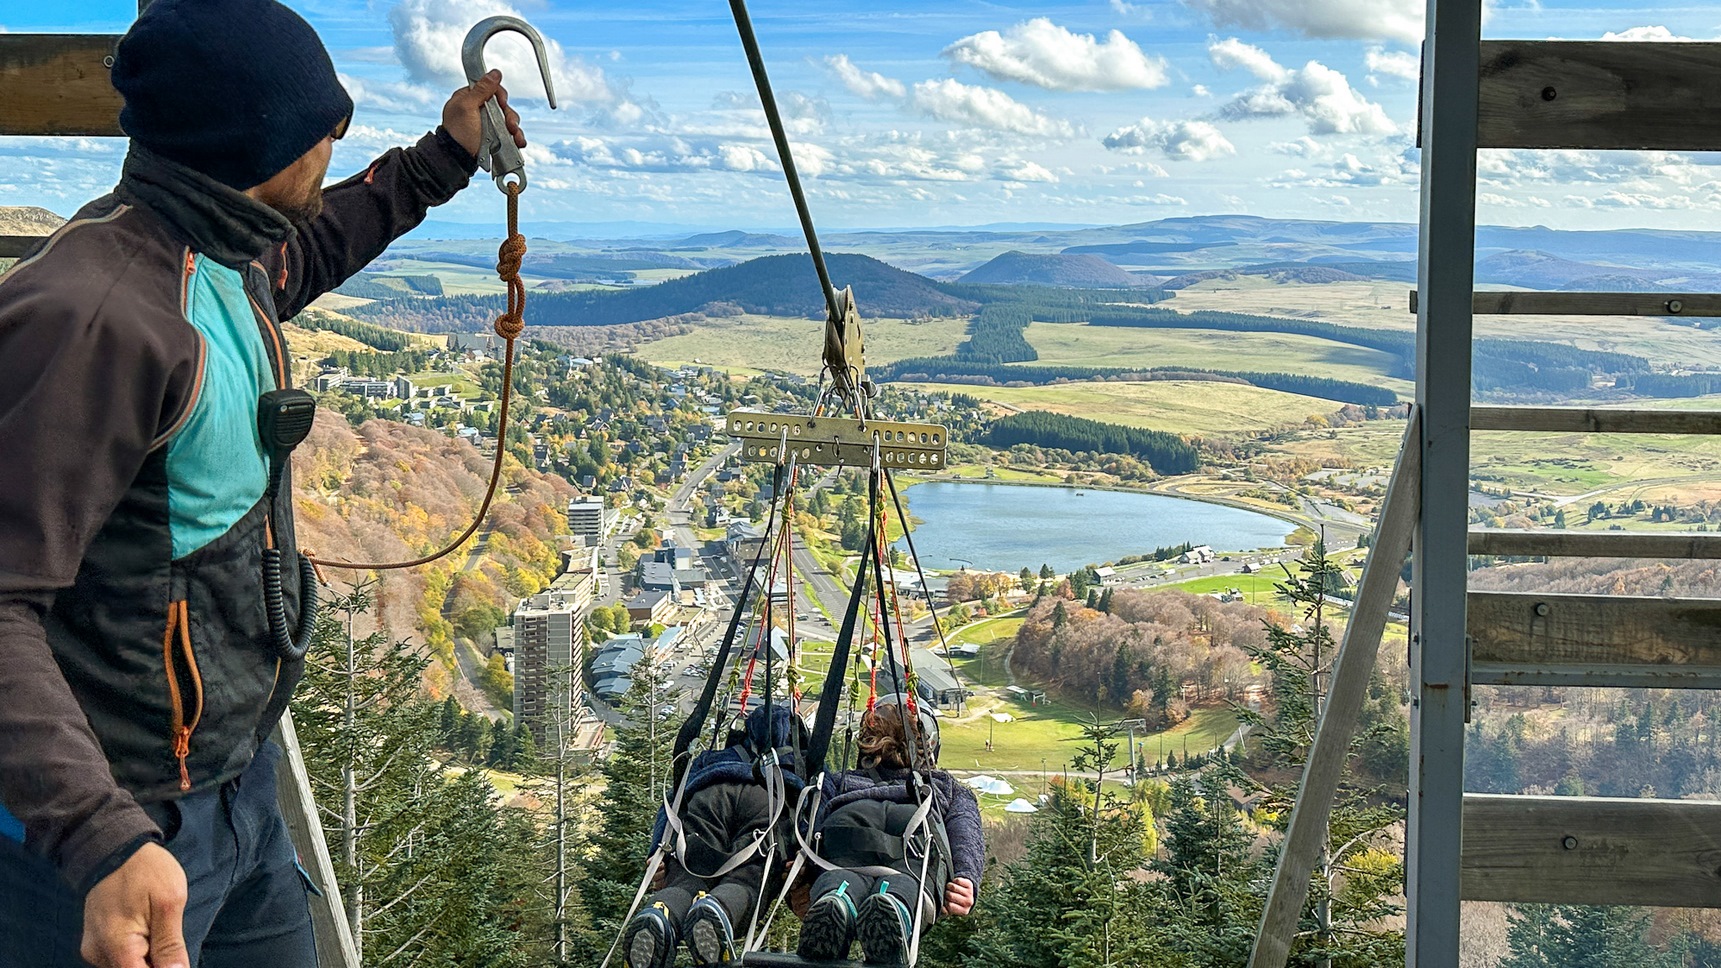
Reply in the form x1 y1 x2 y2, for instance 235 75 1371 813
796 898 853 961
689 917 727 964
627 929 662 968
856 896 910 965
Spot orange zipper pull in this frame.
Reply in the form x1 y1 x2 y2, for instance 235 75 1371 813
172 726 193 791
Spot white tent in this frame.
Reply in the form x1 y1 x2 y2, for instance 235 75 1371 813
962 774 997 790
1004 798 1038 813
977 777 1014 796
989 712 1014 723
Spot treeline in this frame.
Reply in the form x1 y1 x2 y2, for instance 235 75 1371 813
324 348 432 377
296 309 418 350
876 356 1399 406
984 411 1199 475
1012 590 1267 721
1086 307 1650 393
346 252 979 332
1615 372 1721 397
330 272 442 300
934 285 1171 365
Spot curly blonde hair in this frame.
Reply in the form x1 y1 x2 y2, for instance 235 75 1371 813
857 702 935 771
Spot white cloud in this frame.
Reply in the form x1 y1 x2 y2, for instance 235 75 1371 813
1209 37 1288 83
338 74 441 116
1601 26 1696 42
1192 84 1212 97
1109 1 1139 14
942 18 1169 92
1272 136 1327 157
1185 0 1424 44
1365 48 1420 84
388 0 627 111
1102 118 1236 161
997 160 1060 183
1210 40 1398 136
825 55 906 100
910 79 1076 137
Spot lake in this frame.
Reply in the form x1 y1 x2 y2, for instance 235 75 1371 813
895 482 1295 574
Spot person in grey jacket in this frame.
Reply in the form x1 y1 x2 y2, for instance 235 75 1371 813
0 1 530 966
796 693 983 965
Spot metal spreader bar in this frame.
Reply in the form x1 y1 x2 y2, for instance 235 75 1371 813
727 410 948 470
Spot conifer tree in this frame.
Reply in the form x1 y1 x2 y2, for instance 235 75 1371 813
293 586 553 966
587 659 680 936
1502 904 1672 968
968 720 1168 968
1240 544 1405 967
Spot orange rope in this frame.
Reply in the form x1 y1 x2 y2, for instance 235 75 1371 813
311 184 527 572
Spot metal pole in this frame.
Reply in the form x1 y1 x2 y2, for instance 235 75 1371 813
1410 0 1480 962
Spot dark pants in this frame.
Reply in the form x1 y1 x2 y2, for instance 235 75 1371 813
810 799 942 926
650 781 776 928
0 743 317 968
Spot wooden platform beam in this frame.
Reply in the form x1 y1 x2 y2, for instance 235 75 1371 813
0 35 125 137
1468 591 1721 689
1462 794 1721 906
1470 406 1721 434
1409 290 1721 317
1473 41 1721 151
1469 529 1721 559
1250 414 1421 968
274 713 361 968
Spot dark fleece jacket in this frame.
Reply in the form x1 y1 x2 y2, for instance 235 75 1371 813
818 768 984 889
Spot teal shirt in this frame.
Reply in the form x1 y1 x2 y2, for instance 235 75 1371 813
165 256 275 559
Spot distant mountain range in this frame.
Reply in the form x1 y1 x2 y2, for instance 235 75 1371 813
347 252 980 332
958 251 1156 288
380 214 1721 293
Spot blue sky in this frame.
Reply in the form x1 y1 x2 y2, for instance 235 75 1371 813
3 0 1719 231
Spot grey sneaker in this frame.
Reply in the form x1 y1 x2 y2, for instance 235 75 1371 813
624 901 676 968
685 894 737 965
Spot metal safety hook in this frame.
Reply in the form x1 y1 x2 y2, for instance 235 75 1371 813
462 16 559 192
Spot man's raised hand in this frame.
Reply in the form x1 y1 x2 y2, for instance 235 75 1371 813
443 69 527 160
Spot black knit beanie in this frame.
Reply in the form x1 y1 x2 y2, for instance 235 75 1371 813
112 0 354 191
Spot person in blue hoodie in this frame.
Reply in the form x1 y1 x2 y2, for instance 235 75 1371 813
624 703 808 968
796 693 983 965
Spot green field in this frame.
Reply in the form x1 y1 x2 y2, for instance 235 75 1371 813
939 702 1240 773
1021 322 1412 398
913 380 1342 435
636 314 968 375
1297 416 1721 500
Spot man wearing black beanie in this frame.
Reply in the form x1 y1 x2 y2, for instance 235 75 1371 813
0 1 532 966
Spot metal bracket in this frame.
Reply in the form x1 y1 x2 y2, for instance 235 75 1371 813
726 410 948 470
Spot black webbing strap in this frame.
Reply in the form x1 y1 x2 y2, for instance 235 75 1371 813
671 463 784 786
805 486 877 777
866 471 924 799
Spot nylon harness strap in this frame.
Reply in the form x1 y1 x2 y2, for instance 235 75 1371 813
670 459 783 789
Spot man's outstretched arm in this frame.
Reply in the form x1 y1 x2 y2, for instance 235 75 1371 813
264 71 528 319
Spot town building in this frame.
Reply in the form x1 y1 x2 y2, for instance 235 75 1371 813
626 588 676 626
568 495 618 541
509 571 597 743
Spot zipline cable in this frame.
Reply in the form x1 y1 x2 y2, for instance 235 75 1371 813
727 0 841 323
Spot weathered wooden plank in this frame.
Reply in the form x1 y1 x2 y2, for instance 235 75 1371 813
1409 290 1721 316
0 35 125 137
274 713 361 968
1469 528 1721 559
1250 412 1420 968
1462 794 1721 906
1471 406 1721 435
1468 591 1721 689
1476 41 1721 151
